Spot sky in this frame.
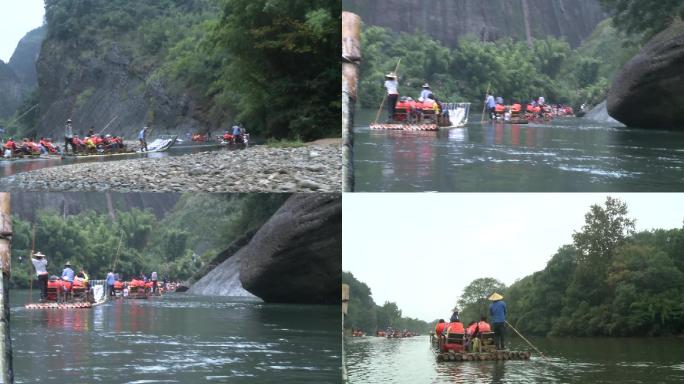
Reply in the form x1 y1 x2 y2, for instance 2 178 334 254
343 193 684 322
0 1 45 62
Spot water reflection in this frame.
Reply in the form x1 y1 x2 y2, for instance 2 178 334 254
12 293 340 383
355 111 684 191
346 335 684 383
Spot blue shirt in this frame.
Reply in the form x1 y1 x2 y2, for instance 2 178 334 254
106 272 115 285
138 129 146 140
232 125 241 135
490 300 507 323
62 267 75 282
486 95 496 108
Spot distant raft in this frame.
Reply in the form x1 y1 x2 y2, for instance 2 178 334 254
370 101 470 131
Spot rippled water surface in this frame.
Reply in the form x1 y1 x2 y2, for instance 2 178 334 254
353 110 684 191
345 335 684 383
11 292 340 383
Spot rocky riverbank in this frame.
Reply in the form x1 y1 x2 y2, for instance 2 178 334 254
3 144 341 192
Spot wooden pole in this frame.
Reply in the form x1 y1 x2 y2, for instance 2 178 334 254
505 320 549 361
0 193 14 383
342 11 362 193
98 115 119 135
111 231 124 272
27 224 35 304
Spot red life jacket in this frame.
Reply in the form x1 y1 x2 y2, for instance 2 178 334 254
114 281 123 289
4 140 15 150
446 322 464 334
495 104 506 113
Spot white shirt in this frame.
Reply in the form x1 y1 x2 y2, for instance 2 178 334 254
384 79 398 95
538 96 545 105
31 257 48 275
64 124 73 139
419 89 431 101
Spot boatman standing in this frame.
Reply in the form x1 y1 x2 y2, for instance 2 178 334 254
384 72 399 122
485 93 496 120
31 252 49 302
138 126 149 152
489 292 507 350
64 119 74 154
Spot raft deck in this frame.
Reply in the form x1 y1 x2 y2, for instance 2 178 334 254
370 123 438 131
436 350 531 362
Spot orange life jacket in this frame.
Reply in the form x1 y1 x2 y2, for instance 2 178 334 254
446 322 464 334
466 321 492 335
114 281 123 289
495 104 506 113
435 322 447 335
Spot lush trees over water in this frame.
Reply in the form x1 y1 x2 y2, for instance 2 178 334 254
459 197 684 337
343 271 429 334
359 23 632 110
12 193 286 288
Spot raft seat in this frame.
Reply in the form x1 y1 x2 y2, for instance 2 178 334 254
479 332 496 352
443 333 465 352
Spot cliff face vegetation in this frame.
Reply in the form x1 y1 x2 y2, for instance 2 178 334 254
3 0 339 141
343 0 606 48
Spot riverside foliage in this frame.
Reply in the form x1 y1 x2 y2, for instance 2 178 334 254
343 271 429 334
458 197 684 337
13 193 287 288
358 24 634 110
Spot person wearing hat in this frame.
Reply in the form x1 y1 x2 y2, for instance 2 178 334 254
384 72 399 122
489 292 507 350
138 125 149 152
64 119 74 154
61 261 75 284
419 83 431 102
31 252 49 302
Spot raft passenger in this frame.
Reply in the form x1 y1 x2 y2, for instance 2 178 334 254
419 83 431 102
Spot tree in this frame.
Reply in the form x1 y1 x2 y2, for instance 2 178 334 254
458 277 506 323
376 301 402 329
205 0 340 140
599 0 684 39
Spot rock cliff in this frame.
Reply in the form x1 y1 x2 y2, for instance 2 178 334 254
189 194 341 303
606 20 684 130
343 0 607 48
240 194 341 304
0 26 45 119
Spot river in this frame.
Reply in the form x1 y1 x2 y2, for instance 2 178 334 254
352 109 684 191
0 143 226 179
345 335 684 383
10 291 341 383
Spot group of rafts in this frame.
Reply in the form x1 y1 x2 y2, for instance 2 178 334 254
25 278 166 310
1 135 178 161
370 74 574 131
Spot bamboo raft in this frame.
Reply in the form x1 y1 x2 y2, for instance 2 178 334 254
436 350 531 362
24 300 106 310
369 123 438 131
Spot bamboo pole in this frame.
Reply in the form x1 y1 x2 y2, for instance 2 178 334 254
0 193 14 383
27 224 35 304
505 320 549 361
342 11 362 192
98 115 119 135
